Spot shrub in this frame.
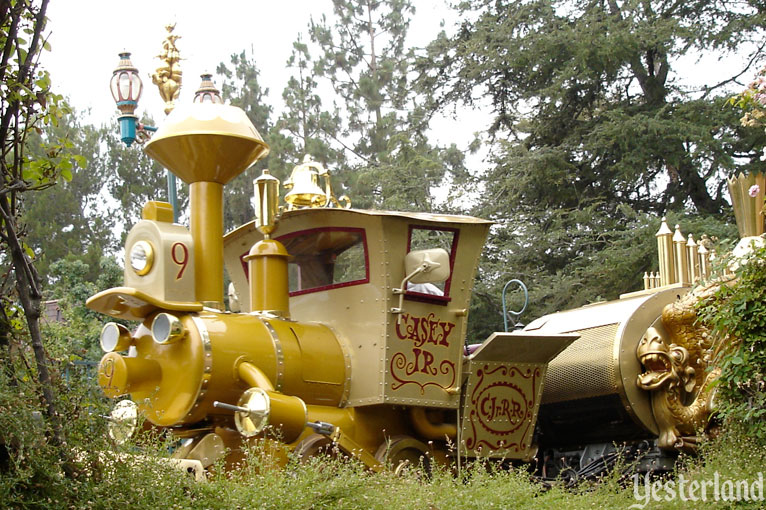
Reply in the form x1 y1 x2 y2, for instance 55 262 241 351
697 242 766 443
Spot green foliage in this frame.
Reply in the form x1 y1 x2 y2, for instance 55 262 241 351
276 35 345 173
420 0 766 215
2 419 766 509
0 357 117 508
356 132 449 212
413 0 762 330
217 50 273 136
698 243 766 443
1 3 75 193
1 0 85 472
310 0 415 163
216 50 280 231
101 116 179 235
467 206 737 339
43 256 123 360
305 0 459 212
22 112 117 283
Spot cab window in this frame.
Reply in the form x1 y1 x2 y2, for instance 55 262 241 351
276 227 369 295
406 225 458 303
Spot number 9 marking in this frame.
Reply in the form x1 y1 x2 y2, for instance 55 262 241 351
102 357 115 388
171 242 189 280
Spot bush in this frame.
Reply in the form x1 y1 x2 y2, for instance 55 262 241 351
698 242 766 443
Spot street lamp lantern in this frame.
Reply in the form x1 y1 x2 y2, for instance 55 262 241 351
193 73 223 104
110 52 143 146
108 26 186 222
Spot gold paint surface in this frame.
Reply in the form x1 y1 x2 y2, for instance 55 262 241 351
151 24 182 115
144 104 269 185
223 207 491 408
191 182 224 305
86 286 202 322
528 286 689 435
142 201 175 222
128 316 206 426
728 172 766 237
98 351 161 398
98 218 196 314
246 240 290 315
461 361 545 460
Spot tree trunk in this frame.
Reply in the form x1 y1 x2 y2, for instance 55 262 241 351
0 199 71 473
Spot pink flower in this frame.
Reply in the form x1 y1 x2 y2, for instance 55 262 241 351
749 184 761 197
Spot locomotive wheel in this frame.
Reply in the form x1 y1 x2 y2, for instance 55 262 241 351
374 435 432 477
293 433 339 462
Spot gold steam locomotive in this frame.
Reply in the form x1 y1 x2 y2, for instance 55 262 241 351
87 102 721 478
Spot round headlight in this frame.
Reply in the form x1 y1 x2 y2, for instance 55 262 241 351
151 313 185 344
100 322 133 352
129 240 154 276
108 400 138 445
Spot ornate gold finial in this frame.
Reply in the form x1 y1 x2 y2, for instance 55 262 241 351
151 23 183 115
655 217 675 286
673 224 689 285
687 234 699 282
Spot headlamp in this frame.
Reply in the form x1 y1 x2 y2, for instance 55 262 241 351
129 240 154 276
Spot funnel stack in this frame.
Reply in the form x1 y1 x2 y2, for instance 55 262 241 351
144 104 269 307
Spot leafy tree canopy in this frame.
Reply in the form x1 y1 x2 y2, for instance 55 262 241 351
419 0 766 216
415 0 760 329
23 112 117 282
306 0 469 211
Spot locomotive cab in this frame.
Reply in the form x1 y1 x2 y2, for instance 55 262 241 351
224 208 492 409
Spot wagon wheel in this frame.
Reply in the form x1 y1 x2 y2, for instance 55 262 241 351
293 433 340 463
374 435 432 477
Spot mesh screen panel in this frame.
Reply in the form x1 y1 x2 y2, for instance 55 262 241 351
542 323 619 404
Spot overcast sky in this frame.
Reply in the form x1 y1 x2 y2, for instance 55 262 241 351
41 0 756 160
43 0 458 128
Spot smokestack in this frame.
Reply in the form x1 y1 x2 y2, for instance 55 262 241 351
144 103 269 308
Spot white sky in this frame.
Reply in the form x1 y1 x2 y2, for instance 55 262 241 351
43 0 470 133
41 1 758 165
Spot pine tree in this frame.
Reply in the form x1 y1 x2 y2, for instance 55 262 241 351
309 0 452 211
216 50 275 230
276 35 344 172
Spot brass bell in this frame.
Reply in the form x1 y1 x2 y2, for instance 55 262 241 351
284 155 328 209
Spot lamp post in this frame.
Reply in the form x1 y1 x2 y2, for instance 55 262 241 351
110 29 228 225
109 52 143 147
110 50 174 221
110 23 184 222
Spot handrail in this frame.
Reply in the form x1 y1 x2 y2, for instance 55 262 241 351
502 279 528 332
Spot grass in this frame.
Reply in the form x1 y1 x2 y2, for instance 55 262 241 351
3 426 766 510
